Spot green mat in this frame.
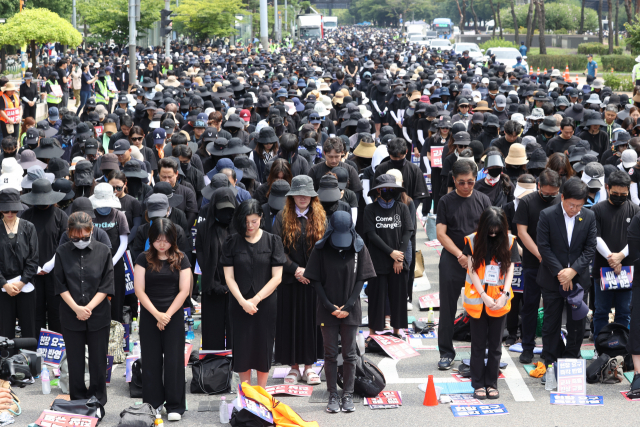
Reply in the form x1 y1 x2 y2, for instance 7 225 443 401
581 349 595 360
625 372 635 383
523 364 536 375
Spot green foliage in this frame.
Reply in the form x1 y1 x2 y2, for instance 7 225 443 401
479 38 517 50
526 55 587 71
600 55 638 73
0 8 82 46
175 0 245 40
602 72 635 92
28 0 73 20
578 43 624 56
625 15 640 55
78 0 163 45
499 2 598 32
555 28 568 35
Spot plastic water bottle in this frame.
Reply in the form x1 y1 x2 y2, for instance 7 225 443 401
133 341 141 358
132 317 139 333
186 317 195 340
356 330 365 355
219 396 230 424
41 366 51 394
154 413 163 426
427 306 435 323
545 364 557 391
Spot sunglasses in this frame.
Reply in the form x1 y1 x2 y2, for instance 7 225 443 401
70 236 91 243
112 186 124 192
131 137 143 142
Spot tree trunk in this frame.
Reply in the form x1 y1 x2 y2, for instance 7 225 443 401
454 0 464 35
470 0 479 34
525 0 534 49
579 0 585 34
598 0 604 44
510 0 519 44
625 0 633 26
615 0 619 46
496 1 503 39
609 0 614 53
535 0 546 55
30 40 37 74
0 47 5 75
461 0 466 35
489 0 496 38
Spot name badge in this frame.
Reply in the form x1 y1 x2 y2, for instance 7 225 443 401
484 264 500 285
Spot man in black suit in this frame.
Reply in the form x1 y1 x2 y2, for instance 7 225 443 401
536 177 597 381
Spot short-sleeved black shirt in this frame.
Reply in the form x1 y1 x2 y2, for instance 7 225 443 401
363 200 414 274
308 161 363 193
118 194 144 231
512 191 560 269
436 190 492 252
135 253 191 311
304 245 376 326
591 200 640 269
341 188 358 208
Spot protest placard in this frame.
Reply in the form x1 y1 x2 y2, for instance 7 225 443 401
550 394 603 405
430 147 444 168
365 391 402 407
105 355 114 384
418 292 440 309
35 410 98 427
370 335 419 360
124 250 135 295
238 385 274 424
600 266 633 290
265 385 313 397
556 359 586 395
451 404 509 417
37 329 65 366
512 262 523 293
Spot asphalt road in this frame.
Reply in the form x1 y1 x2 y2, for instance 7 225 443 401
8 214 639 426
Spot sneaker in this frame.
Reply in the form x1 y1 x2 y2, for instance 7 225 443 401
504 335 517 346
167 413 181 421
541 372 546 385
326 392 341 413
407 301 414 311
341 392 355 412
438 357 454 370
519 349 534 364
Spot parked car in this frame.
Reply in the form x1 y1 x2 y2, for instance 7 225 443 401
451 43 484 59
428 39 453 52
484 47 528 68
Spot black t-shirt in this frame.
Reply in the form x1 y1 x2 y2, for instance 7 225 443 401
304 245 376 326
308 161 363 192
591 200 640 269
512 191 561 269
345 60 358 75
363 200 414 274
118 194 144 231
626 213 640 285
135 253 191 311
474 178 512 208
547 135 581 156
341 188 358 208
436 190 492 252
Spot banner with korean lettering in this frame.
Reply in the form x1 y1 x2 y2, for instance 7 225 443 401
36 410 98 427
370 334 419 360
5 108 19 123
37 329 65 366
264 384 313 397
430 147 444 168
550 394 603 406
94 126 104 138
451 404 509 417
512 262 523 293
600 266 633 291
556 359 587 395
124 250 135 295
105 355 114 384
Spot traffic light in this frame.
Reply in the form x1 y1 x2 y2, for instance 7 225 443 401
161 9 172 38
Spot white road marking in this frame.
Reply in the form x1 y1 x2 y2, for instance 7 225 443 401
413 274 431 292
500 346 535 401
378 358 457 384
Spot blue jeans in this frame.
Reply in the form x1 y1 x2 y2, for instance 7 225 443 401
78 90 91 115
593 277 632 338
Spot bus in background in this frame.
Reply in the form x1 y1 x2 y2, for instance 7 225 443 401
432 18 453 39
323 16 338 31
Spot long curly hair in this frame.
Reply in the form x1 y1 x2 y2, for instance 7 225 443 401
280 196 326 254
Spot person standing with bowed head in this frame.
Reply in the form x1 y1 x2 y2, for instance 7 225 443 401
221 199 286 388
134 219 191 421
54 212 114 406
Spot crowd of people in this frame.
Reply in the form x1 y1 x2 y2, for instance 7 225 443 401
0 24 639 419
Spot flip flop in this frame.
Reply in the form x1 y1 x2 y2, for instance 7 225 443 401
284 368 302 385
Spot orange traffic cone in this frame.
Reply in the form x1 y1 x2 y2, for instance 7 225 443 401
423 375 438 406
543 68 547 75
575 74 580 84
564 64 570 80
536 67 540 75
529 65 533 75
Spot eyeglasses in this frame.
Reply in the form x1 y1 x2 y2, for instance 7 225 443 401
459 105 469 109
131 137 143 142
112 186 124 192
70 236 91 243
456 180 475 187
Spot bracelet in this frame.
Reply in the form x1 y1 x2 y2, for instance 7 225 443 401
480 291 486 296
457 253 464 260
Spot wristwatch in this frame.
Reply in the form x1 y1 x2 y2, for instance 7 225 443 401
503 291 511 298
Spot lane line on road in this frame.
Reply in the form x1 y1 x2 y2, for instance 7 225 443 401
378 357 457 384
500 346 535 401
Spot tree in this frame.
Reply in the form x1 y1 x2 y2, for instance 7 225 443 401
615 0 619 46
78 0 163 45
488 0 497 37
625 0 633 26
598 0 604 43
0 8 82 74
533 0 546 54
469 0 479 34
579 0 585 34
525 0 534 49
509 0 518 44
609 0 614 53
452 0 466 35
175 0 245 41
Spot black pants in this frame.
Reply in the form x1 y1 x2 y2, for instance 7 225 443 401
431 168 442 214
22 104 37 120
0 122 19 138
437 250 466 358
628 284 640 355
367 270 408 331
35 274 61 333
321 323 358 394
62 325 109 406
201 291 232 350
110 258 125 322
407 235 417 303
0 290 36 348
506 292 523 336
140 308 185 414
520 267 541 351
541 286 587 364
470 308 505 390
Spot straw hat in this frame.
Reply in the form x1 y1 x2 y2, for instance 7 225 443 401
505 143 528 166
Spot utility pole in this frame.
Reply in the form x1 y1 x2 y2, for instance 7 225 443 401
129 0 137 87
284 0 287 35
72 0 77 29
165 0 171 56
260 0 269 50
274 0 279 43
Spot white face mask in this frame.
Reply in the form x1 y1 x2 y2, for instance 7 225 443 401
73 235 91 250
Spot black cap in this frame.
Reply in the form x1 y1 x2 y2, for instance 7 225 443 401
332 166 349 190
84 138 99 155
113 139 131 154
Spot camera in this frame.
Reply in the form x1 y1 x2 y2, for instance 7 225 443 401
0 336 40 387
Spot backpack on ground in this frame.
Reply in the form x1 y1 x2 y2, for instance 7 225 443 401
118 403 156 427
129 359 143 398
586 354 624 384
108 320 126 364
59 348 90 394
337 347 385 397
190 354 233 394
595 322 629 358
452 311 471 342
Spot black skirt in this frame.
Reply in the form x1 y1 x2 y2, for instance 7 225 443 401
274 282 317 366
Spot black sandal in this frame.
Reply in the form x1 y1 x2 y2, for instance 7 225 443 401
486 387 499 399
473 388 487 400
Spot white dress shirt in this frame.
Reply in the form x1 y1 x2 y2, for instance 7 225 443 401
561 203 576 246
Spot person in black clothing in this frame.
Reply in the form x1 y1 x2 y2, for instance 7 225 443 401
578 116 609 161
221 199 286 388
479 113 500 150
134 219 191 420
475 153 514 208
54 212 114 406
364 174 413 336
317 174 351 219
20 73 38 119
436 160 492 370
626 208 640 394
375 137 428 203
303 211 376 414
21 179 68 333
269 133 310 178
422 116 452 213
547 117 581 156
308 137 362 193
0 190 39 350
158 157 199 226
491 120 522 158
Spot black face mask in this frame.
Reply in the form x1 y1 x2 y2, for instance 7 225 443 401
390 158 405 169
3 150 16 158
472 124 482 131
610 194 627 207
380 189 399 201
540 192 557 203
487 168 502 177
215 208 235 225
486 127 498 135
180 162 190 171
321 200 337 212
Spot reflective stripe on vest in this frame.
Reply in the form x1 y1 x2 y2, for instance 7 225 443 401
95 80 108 104
46 81 62 104
463 232 516 318
0 93 18 123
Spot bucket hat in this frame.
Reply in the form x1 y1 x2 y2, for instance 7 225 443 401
224 138 252 156
47 157 70 179
52 178 75 201
505 143 527 165
317 175 342 202
527 148 548 170
286 175 317 197
90 182 122 209
123 160 148 179
20 178 65 205
21 165 54 189
33 138 64 159
74 161 95 186
201 173 238 200
368 174 406 198
0 189 24 211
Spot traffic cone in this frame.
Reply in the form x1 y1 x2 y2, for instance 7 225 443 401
543 68 547 75
575 74 580 84
564 64 570 80
423 375 438 406
529 65 533 75
537 67 540 75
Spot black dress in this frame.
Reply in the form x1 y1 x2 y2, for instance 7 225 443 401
272 213 318 366
220 231 286 373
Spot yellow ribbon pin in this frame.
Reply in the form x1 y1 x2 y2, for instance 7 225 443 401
578 217 582 221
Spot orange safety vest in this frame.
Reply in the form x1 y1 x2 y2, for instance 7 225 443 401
463 232 516 319
1 93 19 123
